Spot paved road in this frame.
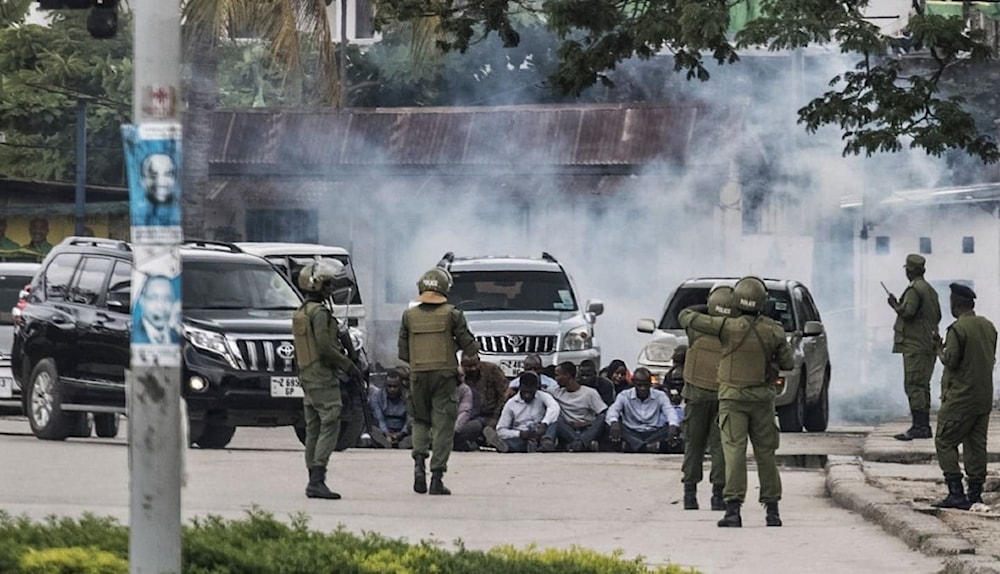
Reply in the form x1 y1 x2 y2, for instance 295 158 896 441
0 417 944 574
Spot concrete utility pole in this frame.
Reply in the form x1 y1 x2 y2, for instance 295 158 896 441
127 1 183 572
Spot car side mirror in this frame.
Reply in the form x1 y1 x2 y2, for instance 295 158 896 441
803 321 824 336
586 299 604 317
107 296 130 312
637 318 656 333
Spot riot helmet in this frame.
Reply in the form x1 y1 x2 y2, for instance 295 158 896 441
707 285 736 317
416 267 452 304
733 276 767 314
299 258 355 298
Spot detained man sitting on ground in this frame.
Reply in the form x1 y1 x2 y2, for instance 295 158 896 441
368 370 412 448
507 354 558 396
494 371 560 453
549 361 608 452
453 378 483 451
606 367 681 453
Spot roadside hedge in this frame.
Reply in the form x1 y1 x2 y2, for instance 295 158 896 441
0 508 698 574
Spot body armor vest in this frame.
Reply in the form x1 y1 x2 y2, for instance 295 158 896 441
407 304 458 371
684 333 722 391
718 316 769 387
292 302 321 369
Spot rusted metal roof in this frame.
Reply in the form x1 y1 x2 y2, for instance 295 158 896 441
210 103 736 176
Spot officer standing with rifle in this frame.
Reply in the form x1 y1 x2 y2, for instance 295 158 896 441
679 285 735 512
680 276 794 528
885 253 942 441
399 266 480 495
292 260 363 500
931 283 996 510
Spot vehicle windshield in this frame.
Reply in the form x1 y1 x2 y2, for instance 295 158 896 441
660 286 796 332
450 270 577 312
183 261 301 310
0 272 33 325
271 255 362 306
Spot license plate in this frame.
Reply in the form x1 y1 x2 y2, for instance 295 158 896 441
0 376 12 399
499 359 523 378
270 376 303 398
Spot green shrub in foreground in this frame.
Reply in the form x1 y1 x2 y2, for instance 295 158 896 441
0 508 699 574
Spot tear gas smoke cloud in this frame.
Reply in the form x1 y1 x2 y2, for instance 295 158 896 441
302 48 973 426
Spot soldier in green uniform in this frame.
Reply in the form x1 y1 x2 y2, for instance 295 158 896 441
887 253 942 441
291 260 362 500
680 284 735 512
679 276 794 528
399 267 480 495
931 283 996 510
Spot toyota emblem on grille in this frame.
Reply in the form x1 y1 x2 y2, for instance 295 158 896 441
277 342 296 360
506 336 524 351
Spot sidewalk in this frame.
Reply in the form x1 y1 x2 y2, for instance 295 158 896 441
826 412 1000 574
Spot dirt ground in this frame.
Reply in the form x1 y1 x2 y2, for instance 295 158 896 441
870 471 1000 560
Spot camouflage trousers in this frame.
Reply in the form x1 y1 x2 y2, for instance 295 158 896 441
409 369 459 473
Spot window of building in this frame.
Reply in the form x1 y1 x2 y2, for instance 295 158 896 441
246 209 318 243
962 236 974 254
875 236 890 254
919 237 931 254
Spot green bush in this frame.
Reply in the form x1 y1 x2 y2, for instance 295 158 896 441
0 508 698 574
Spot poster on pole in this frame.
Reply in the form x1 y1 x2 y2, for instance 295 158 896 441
122 123 182 244
130 244 182 367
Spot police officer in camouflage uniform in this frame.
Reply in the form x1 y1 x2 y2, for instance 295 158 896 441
680 276 794 528
931 283 996 510
399 267 480 495
292 260 362 500
887 253 942 441
680 285 735 512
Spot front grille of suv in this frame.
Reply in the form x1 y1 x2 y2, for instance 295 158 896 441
476 335 557 355
232 337 297 373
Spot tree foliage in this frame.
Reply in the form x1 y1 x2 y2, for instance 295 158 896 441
372 0 999 163
0 10 132 184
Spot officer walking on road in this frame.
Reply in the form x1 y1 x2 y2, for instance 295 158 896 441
680 276 794 528
887 253 942 441
399 267 480 495
931 283 997 510
680 284 734 512
292 260 362 500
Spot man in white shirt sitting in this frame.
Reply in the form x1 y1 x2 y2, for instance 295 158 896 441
549 361 608 452
507 354 558 395
606 367 681 453
493 372 560 453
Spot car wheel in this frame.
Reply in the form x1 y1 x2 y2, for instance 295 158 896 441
26 359 73 440
94 413 121 438
69 413 93 438
294 424 307 446
335 383 366 452
777 370 807 433
194 424 236 449
804 367 830 432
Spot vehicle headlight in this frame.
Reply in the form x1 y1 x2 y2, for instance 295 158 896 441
643 342 677 363
562 326 592 351
183 325 239 368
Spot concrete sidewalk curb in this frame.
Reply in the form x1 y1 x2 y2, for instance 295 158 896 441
825 461 978 560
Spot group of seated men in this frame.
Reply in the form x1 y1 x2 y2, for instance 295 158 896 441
365 352 686 454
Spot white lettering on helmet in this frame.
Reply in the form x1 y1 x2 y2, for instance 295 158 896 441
740 298 755 307
424 278 439 287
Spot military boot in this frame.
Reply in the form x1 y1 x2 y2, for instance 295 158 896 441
429 470 451 495
893 411 920 441
683 482 699 510
967 479 984 506
305 467 341 500
764 501 782 527
932 479 971 510
717 500 742 528
911 411 933 439
711 484 726 511
413 455 428 494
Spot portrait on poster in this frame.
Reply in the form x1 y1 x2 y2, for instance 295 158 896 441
122 123 183 244
131 245 182 367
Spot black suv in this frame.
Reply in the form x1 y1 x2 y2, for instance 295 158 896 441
11 237 367 449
